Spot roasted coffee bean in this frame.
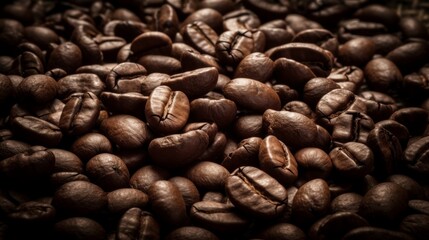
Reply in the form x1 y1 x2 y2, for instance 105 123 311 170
367 126 402 178
259 135 298 186
285 14 323 33
106 188 149 215
353 4 399 30
130 31 172 57
100 114 151 150
226 166 288 219
93 35 127 62
330 192 363 213
137 55 182 74
330 142 374 179
116 208 160 240
399 214 429 240
183 122 218 143
234 52 274 82
292 28 339 56
303 77 340 108
364 57 402 92
57 73 105 99
233 115 264 139
24 26 60 50
337 19 388 43
408 200 429 215
165 226 219 240
182 21 218 56
11 116 62 147
129 165 171 193
359 91 398 122
59 92 100 136
52 180 107 217
164 67 218 98
101 92 148 118
148 180 188 228
221 137 262 172
215 30 255 67
0 139 31 160
309 211 369 240
256 222 306 240
328 66 364 93
403 136 429 177
283 100 315 119
263 109 319 150
71 24 103 65
8 201 56 224
370 34 402 55
196 132 227 162
190 201 250 233
180 49 224 73
386 174 425 200
294 147 332 181
152 4 179 40
0 149 55 181
181 8 224 34
54 217 106 240
292 178 331 227
259 25 294 50
16 74 57 107
402 65 429 98
399 16 428 40
374 120 410 148
331 111 374 145
48 148 83 173
390 107 429 136
50 172 90 189
273 55 316 91
104 20 147 42
343 226 413 240
272 84 300 105
86 153 130 191
386 41 429 73
169 176 200 212
242 0 288 21
338 38 376 67
47 42 82 74
15 51 44 77
185 161 230 192
266 42 334 77
223 9 261 31
223 78 281 113
105 62 147 94
70 132 112 162
190 97 237 129
145 85 189 134
359 182 409 227
148 130 209 168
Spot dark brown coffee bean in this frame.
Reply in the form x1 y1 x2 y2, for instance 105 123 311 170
169 176 200 212
222 9 260 31
116 208 160 240
399 214 429 240
292 28 339 56
263 110 319 150
226 166 288 219
266 42 334 77
180 49 224 73
11 116 62 147
130 31 172 57
151 4 179 40
182 20 218 57
107 188 148 215
59 92 100 136
183 122 218 143
386 174 424 200
272 54 317 90
338 38 376 67
390 107 429 136
330 142 374 179
164 67 218 98
0 149 55 181
47 42 82 74
16 74 57 107
8 201 55 224
364 57 403 92
105 62 147 94
303 77 340 108
221 137 262 172
148 130 209 168
354 4 399 30
386 41 429 73
234 52 274 83
0 139 31 160
86 153 130 191
331 111 374 145
374 120 410 148
196 132 227 162
330 192 363 213
50 172 90 189
181 8 223 34
48 148 83 173
399 16 428 40
215 30 255 66
294 147 332 181
137 55 182 74
185 161 229 192
145 85 189 134
101 92 148 119
371 34 402 55
190 96 237 129
104 20 147 42
223 78 281 113
54 217 106 240
337 19 388 43
57 73 105 99
15 51 44 77
52 180 107 217
148 180 188 228
190 201 250 233
343 226 413 240
309 211 369 240
70 132 112 162
255 222 306 240
359 182 409 227
165 226 219 240
233 115 264 139
327 66 364 93
71 25 103 65
403 136 429 177
129 165 170 193
259 135 298 186
292 178 331 226
141 72 169 96
100 114 151 150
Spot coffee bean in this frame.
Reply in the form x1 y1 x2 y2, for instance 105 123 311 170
294 147 333 181
116 208 160 240
54 217 106 240
330 142 374 179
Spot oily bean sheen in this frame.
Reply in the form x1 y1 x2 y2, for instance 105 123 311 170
116 208 160 240
148 130 209 168
100 114 151 150
226 166 288 219
263 109 319 150
223 78 281 113
145 85 190 134
86 153 130 191
330 142 374 179
259 135 299 186
11 116 62 147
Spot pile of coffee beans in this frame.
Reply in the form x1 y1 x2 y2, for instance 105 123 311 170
1 0 429 239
